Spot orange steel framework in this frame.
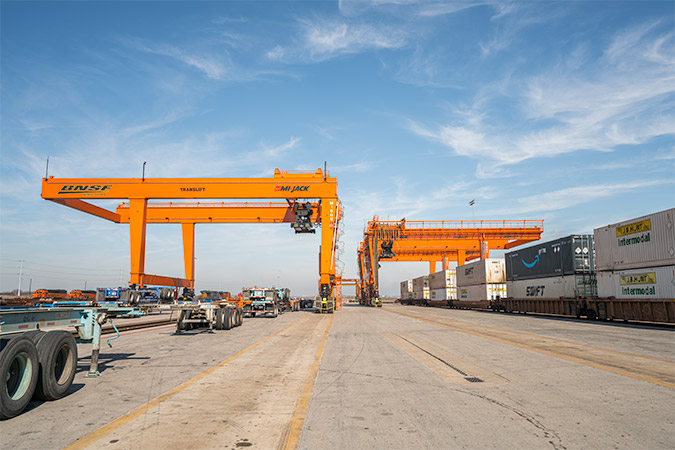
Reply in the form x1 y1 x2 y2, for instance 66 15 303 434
41 169 342 299
357 217 544 305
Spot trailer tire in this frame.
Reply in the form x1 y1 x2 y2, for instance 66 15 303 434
177 309 191 332
33 331 77 401
223 308 233 330
215 309 224 330
0 336 40 420
235 308 242 327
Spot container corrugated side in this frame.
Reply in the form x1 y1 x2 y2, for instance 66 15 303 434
594 208 675 271
429 270 457 289
506 235 595 281
456 259 505 286
506 274 597 299
458 283 506 302
597 265 675 299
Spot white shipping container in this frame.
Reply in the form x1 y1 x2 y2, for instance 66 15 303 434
430 288 457 301
594 208 675 271
458 283 507 302
400 280 413 299
413 288 430 300
413 275 429 291
457 259 505 286
597 265 675 299
429 270 457 290
506 274 597 299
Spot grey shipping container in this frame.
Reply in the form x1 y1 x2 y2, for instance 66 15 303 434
506 235 595 281
594 208 675 271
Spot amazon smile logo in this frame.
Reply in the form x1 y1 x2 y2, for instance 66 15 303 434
521 255 539 268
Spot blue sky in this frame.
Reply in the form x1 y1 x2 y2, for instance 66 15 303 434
1 0 673 296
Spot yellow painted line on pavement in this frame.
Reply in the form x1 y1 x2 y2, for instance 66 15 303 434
66 315 310 450
389 310 675 390
280 314 334 450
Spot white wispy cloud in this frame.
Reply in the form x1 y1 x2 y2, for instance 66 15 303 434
408 20 675 175
495 179 672 215
267 17 407 63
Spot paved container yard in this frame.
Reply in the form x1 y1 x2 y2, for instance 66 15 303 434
1 304 674 449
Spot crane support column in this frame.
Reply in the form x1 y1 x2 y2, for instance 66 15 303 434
182 222 195 289
129 198 148 286
319 198 338 297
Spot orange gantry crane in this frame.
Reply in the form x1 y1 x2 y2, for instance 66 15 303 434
41 169 342 303
357 217 544 306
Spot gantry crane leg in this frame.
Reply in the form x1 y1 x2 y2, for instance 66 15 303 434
129 198 148 286
182 222 195 289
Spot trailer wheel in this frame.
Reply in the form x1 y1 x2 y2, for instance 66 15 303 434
215 309 224 330
587 309 597 320
0 336 40 420
177 309 191 332
33 331 77 401
236 308 243 327
223 309 233 330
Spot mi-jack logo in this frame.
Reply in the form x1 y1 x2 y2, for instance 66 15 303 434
275 185 309 193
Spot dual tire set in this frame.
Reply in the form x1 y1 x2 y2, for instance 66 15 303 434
176 307 243 332
0 330 78 420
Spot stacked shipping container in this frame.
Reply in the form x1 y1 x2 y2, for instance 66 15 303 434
412 275 430 303
505 235 596 299
456 258 506 307
399 280 413 303
594 209 675 299
428 269 457 306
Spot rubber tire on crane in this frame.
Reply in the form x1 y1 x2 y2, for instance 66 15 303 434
0 335 40 420
33 331 78 401
215 308 224 330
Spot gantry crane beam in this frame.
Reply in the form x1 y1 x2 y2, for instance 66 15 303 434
115 202 321 224
41 169 340 299
358 217 543 305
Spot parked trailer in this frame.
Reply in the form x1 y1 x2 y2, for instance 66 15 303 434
241 288 281 318
0 306 136 419
175 303 243 332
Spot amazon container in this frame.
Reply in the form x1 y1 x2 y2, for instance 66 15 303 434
429 270 457 290
505 235 595 281
506 274 597 299
594 209 675 271
456 259 505 286
597 265 675 299
458 283 507 302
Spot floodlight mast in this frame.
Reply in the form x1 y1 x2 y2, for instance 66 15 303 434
41 169 341 300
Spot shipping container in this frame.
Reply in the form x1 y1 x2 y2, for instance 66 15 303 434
430 287 457 301
506 274 597 299
457 283 507 302
594 208 675 271
456 259 505 286
597 265 675 299
412 289 430 300
505 235 595 281
429 270 457 290
400 280 413 299
413 275 429 291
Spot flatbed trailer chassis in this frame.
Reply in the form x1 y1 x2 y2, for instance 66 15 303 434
175 304 243 332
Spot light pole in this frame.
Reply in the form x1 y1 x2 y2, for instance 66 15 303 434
469 199 475 221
